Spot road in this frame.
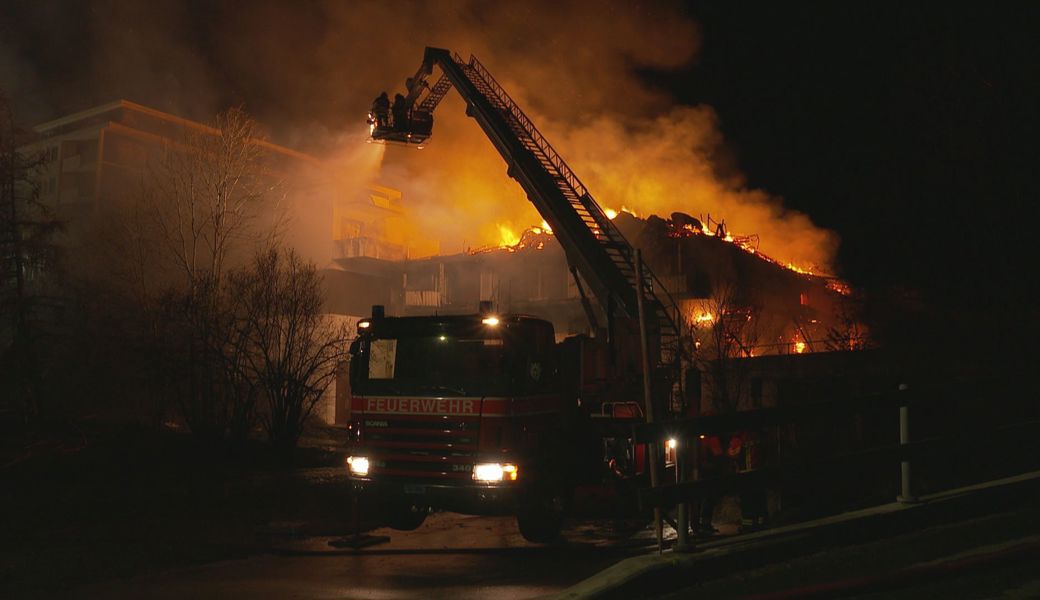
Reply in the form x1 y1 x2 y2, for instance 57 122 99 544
48 488 1040 599
64 513 650 600
658 504 1040 600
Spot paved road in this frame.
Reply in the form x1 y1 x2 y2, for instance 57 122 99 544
65 513 650 600
55 492 1040 599
659 504 1040 600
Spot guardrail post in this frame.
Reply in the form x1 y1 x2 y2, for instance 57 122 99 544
897 383 919 504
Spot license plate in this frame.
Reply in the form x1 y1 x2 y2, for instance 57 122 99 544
404 485 426 495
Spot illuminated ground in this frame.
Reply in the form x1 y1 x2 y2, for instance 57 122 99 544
68 513 651 600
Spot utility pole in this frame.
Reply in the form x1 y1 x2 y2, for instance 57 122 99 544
636 249 663 553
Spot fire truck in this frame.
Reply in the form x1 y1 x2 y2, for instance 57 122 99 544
349 48 682 542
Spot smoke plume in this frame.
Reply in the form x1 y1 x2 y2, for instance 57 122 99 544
0 0 838 272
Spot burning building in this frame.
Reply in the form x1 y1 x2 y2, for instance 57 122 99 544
20 101 864 425
324 201 865 421
328 207 858 348
611 211 862 356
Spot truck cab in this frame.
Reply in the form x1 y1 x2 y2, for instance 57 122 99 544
346 307 571 541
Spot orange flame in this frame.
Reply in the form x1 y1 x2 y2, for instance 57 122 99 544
666 215 827 277
497 224 520 247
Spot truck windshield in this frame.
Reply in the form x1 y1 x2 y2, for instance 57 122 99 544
353 334 512 397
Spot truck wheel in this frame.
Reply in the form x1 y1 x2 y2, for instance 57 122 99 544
381 503 428 531
516 489 565 543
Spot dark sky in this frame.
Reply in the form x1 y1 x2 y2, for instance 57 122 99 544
2 1 1037 316
670 4 1040 310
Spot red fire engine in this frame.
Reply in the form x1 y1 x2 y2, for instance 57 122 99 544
348 307 577 541
350 48 682 542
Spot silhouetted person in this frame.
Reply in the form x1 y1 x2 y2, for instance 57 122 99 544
734 429 769 532
699 430 770 535
391 93 407 131
697 433 727 535
371 92 390 128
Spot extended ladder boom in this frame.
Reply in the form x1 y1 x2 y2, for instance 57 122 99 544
392 47 681 385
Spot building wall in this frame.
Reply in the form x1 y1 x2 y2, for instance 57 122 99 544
22 100 436 271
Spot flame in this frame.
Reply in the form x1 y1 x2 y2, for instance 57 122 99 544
665 215 829 278
825 279 851 296
621 206 638 217
683 300 716 327
604 208 618 220
472 222 557 254
794 340 806 354
497 224 520 247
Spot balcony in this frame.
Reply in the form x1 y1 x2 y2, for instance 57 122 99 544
334 237 407 261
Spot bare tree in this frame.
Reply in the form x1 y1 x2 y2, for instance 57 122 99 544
134 107 282 440
0 91 63 423
689 277 763 414
825 293 869 352
147 106 280 293
230 248 350 450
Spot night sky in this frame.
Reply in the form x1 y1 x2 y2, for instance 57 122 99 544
672 4 1039 308
2 1 1037 335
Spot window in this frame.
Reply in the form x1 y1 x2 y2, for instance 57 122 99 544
480 269 497 301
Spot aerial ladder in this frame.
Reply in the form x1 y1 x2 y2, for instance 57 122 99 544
370 47 684 417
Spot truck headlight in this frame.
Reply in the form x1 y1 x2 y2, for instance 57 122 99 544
472 463 518 482
347 456 370 476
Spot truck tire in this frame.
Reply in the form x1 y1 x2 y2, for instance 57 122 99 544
516 487 565 543
381 502 428 531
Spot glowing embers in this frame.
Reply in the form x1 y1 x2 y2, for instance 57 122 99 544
666 213 829 277
683 301 717 329
785 263 814 275
603 206 637 220
477 205 638 255
825 279 852 296
474 223 556 255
